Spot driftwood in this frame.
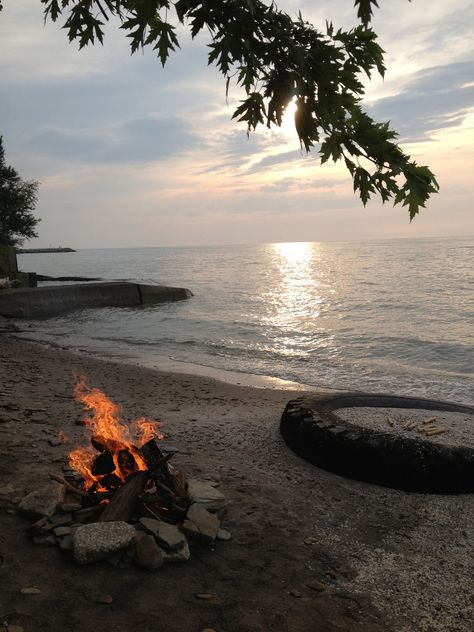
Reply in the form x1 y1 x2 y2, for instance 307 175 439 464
99 471 147 522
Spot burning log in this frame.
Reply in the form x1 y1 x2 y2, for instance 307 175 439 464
91 451 115 476
99 471 147 522
140 439 188 500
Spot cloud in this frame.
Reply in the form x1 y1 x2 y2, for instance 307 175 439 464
260 176 344 193
369 62 474 142
27 115 205 164
245 149 310 173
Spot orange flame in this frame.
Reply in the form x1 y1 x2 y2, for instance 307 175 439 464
69 375 163 491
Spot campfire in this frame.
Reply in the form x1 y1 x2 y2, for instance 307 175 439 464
22 377 228 568
64 375 189 524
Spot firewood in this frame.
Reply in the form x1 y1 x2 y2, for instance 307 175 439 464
48 472 89 499
140 439 188 499
73 505 105 523
99 471 147 522
425 427 447 436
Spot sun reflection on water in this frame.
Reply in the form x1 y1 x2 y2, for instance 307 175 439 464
259 242 336 360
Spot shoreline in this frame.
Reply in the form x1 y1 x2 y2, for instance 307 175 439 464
11 328 473 405
12 331 321 392
1 335 473 632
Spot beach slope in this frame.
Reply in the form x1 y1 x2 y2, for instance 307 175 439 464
0 337 472 632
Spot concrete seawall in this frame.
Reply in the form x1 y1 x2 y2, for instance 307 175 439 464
0 282 192 318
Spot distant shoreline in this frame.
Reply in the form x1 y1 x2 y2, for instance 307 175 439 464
16 247 76 254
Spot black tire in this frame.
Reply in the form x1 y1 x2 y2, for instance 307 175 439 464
280 393 474 494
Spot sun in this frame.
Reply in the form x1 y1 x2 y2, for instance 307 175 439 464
278 99 298 137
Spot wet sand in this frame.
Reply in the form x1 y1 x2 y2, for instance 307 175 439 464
0 336 473 632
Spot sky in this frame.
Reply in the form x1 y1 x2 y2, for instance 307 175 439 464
0 0 473 248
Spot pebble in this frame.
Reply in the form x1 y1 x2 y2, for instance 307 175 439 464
195 593 213 600
20 587 42 594
94 594 113 604
289 589 303 598
306 580 327 592
216 528 232 541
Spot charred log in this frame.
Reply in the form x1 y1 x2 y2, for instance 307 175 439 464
140 439 188 500
99 471 147 522
91 451 115 475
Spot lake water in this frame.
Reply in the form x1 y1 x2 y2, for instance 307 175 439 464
16 237 474 405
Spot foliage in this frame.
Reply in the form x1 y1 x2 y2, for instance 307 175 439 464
3 1 439 218
0 137 40 246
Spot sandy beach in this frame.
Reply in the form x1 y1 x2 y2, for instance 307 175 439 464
0 335 473 632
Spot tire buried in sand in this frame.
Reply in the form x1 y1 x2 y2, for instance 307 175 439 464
280 393 474 494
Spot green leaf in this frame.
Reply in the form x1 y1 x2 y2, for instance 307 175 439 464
232 93 265 132
354 0 380 27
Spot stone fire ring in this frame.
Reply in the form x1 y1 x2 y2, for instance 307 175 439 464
280 393 474 494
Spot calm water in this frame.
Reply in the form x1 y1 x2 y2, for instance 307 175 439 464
16 238 474 404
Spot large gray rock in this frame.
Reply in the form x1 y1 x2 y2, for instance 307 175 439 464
17 483 65 519
73 521 136 564
182 503 220 543
186 479 227 512
139 517 187 551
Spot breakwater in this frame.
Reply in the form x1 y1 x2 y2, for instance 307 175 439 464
0 282 192 318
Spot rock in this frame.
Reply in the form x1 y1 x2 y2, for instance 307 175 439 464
60 502 82 512
139 517 187 551
306 579 327 592
289 589 303 598
161 540 191 563
216 528 232 541
134 534 164 571
182 504 220 543
195 593 213 600
32 535 56 546
58 535 74 551
20 587 42 594
48 437 63 447
50 512 72 527
53 526 71 537
186 479 227 512
73 521 136 564
18 483 65 519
